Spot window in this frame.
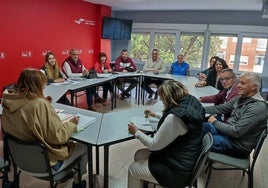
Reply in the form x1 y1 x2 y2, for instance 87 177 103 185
257 39 267 51
130 32 150 62
220 37 228 49
238 37 267 73
180 33 204 69
229 55 235 64
254 55 265 73
239 56 249 65
154 32 176 64
230 55 248 65
209 35 237 70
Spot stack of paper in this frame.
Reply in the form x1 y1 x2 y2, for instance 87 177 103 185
130 116 154 132
57 113 96 131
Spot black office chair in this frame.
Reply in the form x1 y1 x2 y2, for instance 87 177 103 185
189 132 213 187
205 129 267 188
4 134 83 188
0 156 9 179
143 133 213 188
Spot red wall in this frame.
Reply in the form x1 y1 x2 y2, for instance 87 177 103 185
0 0 111 96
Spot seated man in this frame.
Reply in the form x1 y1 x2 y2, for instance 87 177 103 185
170 54 190 76
62 49 105 111
203 72 268 158
115 49 138 100
142 49 166 99
200 68 239 121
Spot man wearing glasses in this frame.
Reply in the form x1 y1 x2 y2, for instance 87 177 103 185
199 68 239 121
142 49 166 99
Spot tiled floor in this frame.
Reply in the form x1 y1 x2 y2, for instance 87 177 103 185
2 91 268 188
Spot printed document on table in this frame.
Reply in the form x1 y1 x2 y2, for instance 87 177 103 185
97 73 112 78
130 116 154 132
57 113 96 131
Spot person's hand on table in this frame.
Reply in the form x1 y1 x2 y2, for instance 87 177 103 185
70 116 80 125
144 109 155 118
128 122 138 135
82 69 89 77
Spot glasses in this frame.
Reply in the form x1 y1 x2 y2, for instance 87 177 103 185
71 53 79 56
219 76 234 82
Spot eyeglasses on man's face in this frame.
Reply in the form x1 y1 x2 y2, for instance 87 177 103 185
219 76 234 82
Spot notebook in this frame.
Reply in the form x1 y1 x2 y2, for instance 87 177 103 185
57 113 96 131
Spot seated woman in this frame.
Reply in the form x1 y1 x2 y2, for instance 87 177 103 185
196 58 228 91
197 56 219 80
1 69 87 188
94 52 113 106
40 51 70 105
128 80 204 188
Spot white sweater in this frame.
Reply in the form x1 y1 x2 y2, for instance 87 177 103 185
135 112 188 151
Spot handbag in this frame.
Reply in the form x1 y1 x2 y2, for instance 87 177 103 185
87 69 98 79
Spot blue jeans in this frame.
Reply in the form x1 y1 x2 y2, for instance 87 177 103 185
202 122 233 154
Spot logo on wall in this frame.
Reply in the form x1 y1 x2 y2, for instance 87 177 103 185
0 52 6 59
62 50 69 55
21 51 32 58
74 18 95 26
42 50 50 56
88 49 94 54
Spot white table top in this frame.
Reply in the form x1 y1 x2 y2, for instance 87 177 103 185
44 84 69 103
44 72 219 102
98 107 153 145
43 73 219 146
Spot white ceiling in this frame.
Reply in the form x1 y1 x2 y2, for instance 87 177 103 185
85 0 264 11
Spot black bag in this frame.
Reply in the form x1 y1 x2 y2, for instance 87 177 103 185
87 69 98 79
126 67 135 72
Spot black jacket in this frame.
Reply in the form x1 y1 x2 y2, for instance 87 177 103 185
148 95 205 188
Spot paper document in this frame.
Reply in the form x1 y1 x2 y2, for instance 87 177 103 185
130 116 154 132
55 108 65 113
57 113 96 131
97 73 112 78
69 77 86 81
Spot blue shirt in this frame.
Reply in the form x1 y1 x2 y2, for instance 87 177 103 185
170 61 189 76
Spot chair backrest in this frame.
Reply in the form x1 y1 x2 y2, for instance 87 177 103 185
189 133 213 187
251 128 267 169
5 134 52 175
165 64 171 73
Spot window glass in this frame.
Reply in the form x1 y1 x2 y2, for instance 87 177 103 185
180 33 204 69
154 32 176 64
130 32 150 62
209 35 238 70
239 37 267 73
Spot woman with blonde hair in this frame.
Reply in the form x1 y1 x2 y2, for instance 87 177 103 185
40 52 66 83
128 80 204 188
40 52 70 104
